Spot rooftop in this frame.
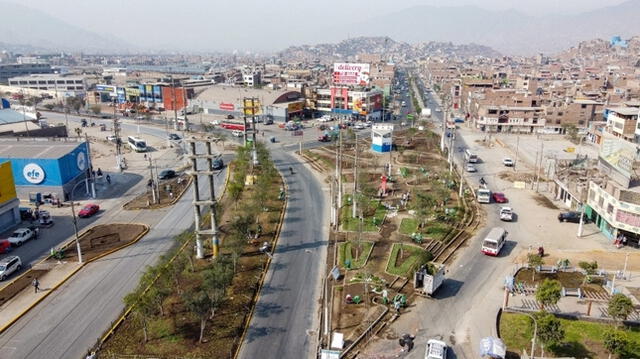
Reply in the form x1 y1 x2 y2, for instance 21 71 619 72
0 109 28 125
196 85 303 105
607 107 639 116
0 138 83 159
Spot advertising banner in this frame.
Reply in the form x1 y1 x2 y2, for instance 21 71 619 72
0 162 17 204
287 102 303 113
243 99 262 116
96 85 116 95
333 63 370 86
219 103 235 111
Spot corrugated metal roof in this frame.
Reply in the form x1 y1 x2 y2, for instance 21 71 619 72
0 140 82 159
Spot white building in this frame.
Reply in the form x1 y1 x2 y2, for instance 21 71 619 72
8 74 86 93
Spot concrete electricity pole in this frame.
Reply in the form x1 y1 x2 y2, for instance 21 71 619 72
352 132 358 219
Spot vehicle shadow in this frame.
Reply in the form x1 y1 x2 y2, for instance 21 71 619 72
432 279 464 299
498 240 518 258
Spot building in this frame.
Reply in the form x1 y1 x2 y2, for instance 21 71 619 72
475 104 546 133
0 63 53 83
0 161 20 232
0 138 91 200
8 74 86 94
242 68 262 88
606 107 639 142
193 86 304 122
315 87 383 120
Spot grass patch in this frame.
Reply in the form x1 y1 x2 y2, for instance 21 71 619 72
501 312 640 358
386 243 431 277
399 218 418 235
399 218 450 242
337 241 374 270
341 201 386 232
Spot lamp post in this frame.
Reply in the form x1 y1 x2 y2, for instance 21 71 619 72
68 180 88 263
524 312 538 358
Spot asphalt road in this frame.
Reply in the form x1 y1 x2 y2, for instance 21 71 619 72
0 116 228 359
238 149 327 359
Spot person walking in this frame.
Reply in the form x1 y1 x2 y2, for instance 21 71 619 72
106 174 111 185
32 278 40 293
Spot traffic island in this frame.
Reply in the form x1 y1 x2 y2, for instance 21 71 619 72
0 223 149 334
123 174 192 210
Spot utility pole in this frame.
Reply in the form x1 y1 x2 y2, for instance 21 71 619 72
148 155 156 204
171 76 179 131
113 98 122 171
338 126 343 207
514 134 520 172
535 141 544 192
352 132 358 219
578 168 591 238
84 133 96 198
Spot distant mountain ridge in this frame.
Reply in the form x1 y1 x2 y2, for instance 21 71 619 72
0 1 134 53
349 0 640 55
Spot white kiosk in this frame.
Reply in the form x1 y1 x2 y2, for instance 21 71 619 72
371 124 393 153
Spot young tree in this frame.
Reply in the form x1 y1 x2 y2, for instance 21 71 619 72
608 293 634 324
534 311 565 348
528 253 544 281
535 279 562 310
124 291 155 342
183 289 213 343
603 329 629 359
413 192 436 228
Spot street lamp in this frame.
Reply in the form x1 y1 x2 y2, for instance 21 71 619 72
523 312 538 358
68 180 88 263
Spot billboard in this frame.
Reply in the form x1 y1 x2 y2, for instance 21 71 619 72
0 162 17 205
287 102 303 113
219 103 235 111
96 85 117 96
333 63 370 86
243 98 262 116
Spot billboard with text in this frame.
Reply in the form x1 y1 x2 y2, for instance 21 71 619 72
333 63 370 86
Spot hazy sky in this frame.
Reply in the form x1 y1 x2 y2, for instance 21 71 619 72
4 0 631 52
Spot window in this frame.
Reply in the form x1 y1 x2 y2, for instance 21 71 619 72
581 104 587 109
578 120 585 125
589 191 596 201
556 119 561 124
488 109 497 114
607 203 614 214
558 112 564 116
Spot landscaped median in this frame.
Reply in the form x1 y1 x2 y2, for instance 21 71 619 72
0 223 149 334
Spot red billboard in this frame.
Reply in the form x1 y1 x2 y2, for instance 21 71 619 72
219 103 235 111
162 87 186 111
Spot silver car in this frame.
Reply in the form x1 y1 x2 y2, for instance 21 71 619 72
0 256 22 281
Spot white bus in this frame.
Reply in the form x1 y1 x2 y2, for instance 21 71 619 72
477 187 491 204
128 136 147 152
465 149 478 163
482 227 507 256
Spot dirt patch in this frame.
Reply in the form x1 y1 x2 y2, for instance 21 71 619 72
532 193 559 209
498 171 535 183
0 269 48 307
123 174 192 210
62 223 147 262
515 268 589 288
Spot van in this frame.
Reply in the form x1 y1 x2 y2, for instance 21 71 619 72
482 227 507 256
0 256 22 280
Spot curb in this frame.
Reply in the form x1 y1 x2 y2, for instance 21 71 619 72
0 223 150 335
233 168 288 359
122 175 194 210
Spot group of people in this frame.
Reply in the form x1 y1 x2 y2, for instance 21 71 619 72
615 233 628 248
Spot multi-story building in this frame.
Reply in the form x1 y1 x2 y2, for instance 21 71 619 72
315 87 383 120
8 74 86 93
242 67 262 87
606 107 639 142
0 63 53 83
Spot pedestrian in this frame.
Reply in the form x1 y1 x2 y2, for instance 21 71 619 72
97 168 102 177
106 174 111 185
144 153 147 160
32 278 40 293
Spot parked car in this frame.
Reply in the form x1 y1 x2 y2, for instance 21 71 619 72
7 228 36 246
499 207 514 221
0 239 11 254
212 158 224 170
466 163 477 172
159 169 177 179
492 192 508 203
78 204 100 218
226 114 234 119
263 118 274 125
503 158 514 167
558 211 583 223
210 120 220 125
425 339 448 359
318 134 331 142
0 256 22 281
231 130 243 137
19 207 33 221
168 133 181 141
354 123 365 130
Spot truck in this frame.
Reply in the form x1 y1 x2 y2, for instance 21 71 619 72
477 186 491 204
414 263 445 297
421 108 432 118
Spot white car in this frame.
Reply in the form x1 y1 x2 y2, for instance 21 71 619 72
425 339 447 359
231 130 243 137
0 256 22 281
354 123 365 130
503 158 514 167
318 116 332 122
466 163 477 172
210 120 220 125
435 108 442 112
7 228 36 246
499 206 514 221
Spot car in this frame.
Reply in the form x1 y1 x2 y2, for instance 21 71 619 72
210 119 220 125
558 211 583 223
318 116 332 122
226 114 234 119
435 108 442 112
492 192 508 203
0 256 22 281
7 228 35 246
0 239 11 254
106 135 118 143
263 118 274 125
503 158 514 167
168 133 181 141
231 130 243 137
78 204 100 218
159 169 177 179
499 206 514 221
212 158 224 170
466 163 477 172
425 339 447 359
354 123 365 130
318 134 331 142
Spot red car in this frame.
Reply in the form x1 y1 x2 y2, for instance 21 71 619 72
492 193 508 203
318 134 330 142
78 204 100 218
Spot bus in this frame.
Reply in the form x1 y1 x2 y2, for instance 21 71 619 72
220 121 250 131
477 187 491 203
465 149 478 163
482 227 507 256
128 136 147 152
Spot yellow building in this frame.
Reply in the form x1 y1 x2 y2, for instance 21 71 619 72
0 161 20 232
